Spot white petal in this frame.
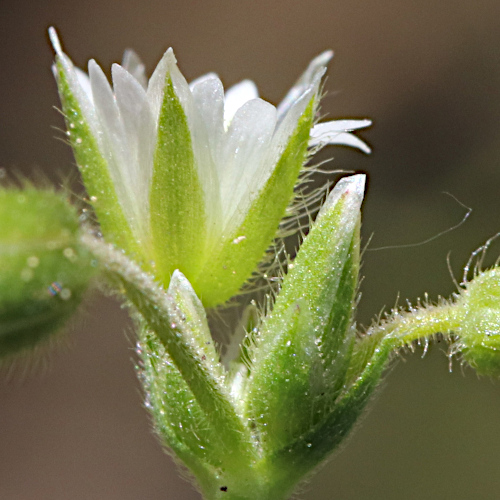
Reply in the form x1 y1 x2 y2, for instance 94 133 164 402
309 128 372 154
74 67 93 103
89 60 136 222
112 63 156 233
89 59 126 156
189 72 219 90
122 49 148 89
219 98 277 233
146 48 171 121
223 80 259 129
277 50 333 120
190 75 225 166
267 87 314 170
311 119 372 134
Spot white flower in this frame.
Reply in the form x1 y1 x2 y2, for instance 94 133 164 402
49 27 370 306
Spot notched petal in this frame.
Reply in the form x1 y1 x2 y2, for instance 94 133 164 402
277 50 333 119
223 80 259 129
122 49 148 89
219 98 277 232
310 120 372 153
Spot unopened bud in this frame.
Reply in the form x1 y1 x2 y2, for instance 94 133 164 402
455 267 500 376
0 187 95 359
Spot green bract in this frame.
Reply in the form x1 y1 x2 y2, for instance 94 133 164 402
50 28 371 308
0 187 95 358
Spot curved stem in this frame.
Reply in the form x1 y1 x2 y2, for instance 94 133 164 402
368 301 461 349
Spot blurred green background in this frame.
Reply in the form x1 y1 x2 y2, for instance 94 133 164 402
1 0 500 498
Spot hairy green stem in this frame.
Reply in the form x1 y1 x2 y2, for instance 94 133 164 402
369 301 460 349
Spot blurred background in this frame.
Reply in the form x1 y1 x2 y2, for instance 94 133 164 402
2 0 500 498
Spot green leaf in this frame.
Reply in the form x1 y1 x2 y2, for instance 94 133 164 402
193 97 316 308
150 73 207 287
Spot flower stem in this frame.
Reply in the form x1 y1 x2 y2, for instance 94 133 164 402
368 301 460 349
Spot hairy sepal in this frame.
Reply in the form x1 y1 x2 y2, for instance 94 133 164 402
235 176 365 487
85 236 261 493
193 98 316 308
53 59 140 258
139 326 240 495
150 73 207 287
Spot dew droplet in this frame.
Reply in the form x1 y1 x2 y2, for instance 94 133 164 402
75 138 83 144
27 256 40 268
232 235 246 244
90 195 97 202
63 247 77 261
20 268 34 282
60 288 72 300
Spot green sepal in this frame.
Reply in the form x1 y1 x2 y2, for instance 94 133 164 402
139 325 236 494
0 186 95 358
193 98 316 308
150 73 207 287
264 339 392 498
53 58 141 259
116 270 246 455
243 175 365 466
84 236 259 482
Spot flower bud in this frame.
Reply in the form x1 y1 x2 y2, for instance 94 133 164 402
455 267 500 376
0 187 95 359
242 175 366 492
